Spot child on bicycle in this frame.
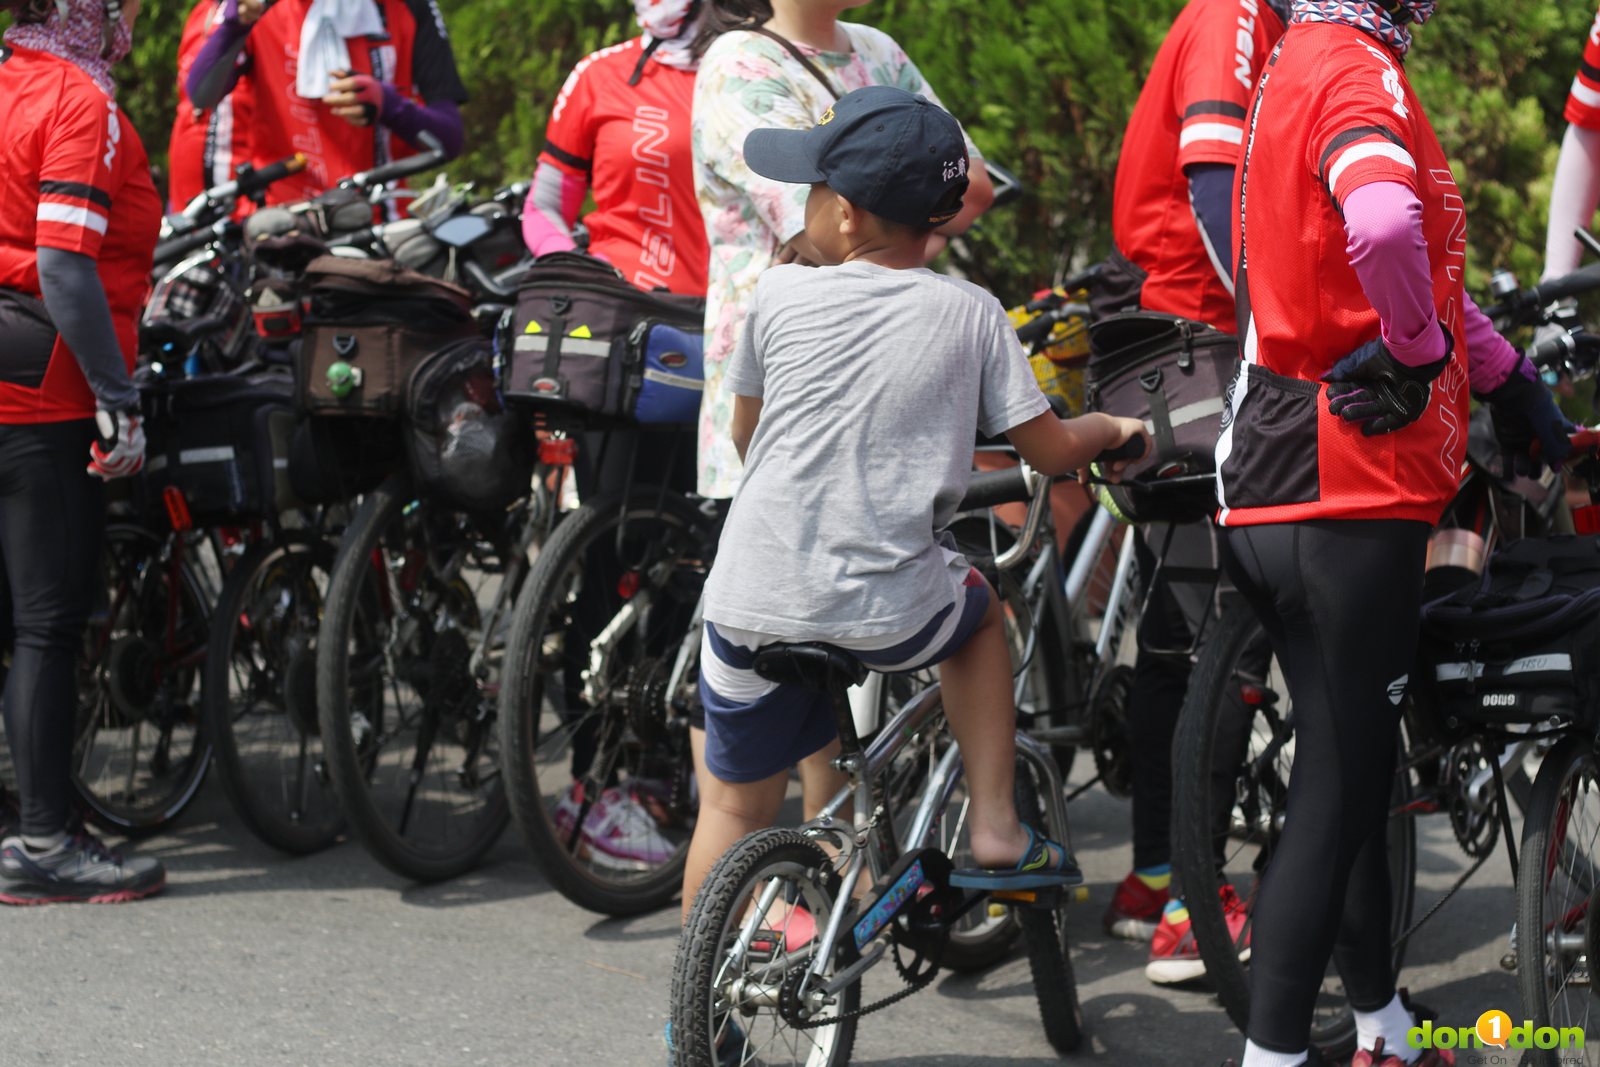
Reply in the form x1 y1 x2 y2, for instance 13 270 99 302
681 85 1150 918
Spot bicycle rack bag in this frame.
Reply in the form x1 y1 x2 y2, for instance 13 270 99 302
296 256 477 417
139 366 299 523
1418 534 1600 728
1083 311 1240 524
497 251 704 428
405 337 535 513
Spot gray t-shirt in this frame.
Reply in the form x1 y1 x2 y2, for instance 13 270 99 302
703 261 1050 640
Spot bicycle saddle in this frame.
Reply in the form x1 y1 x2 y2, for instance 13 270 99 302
752 643 869 696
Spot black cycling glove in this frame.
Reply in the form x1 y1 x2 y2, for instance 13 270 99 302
1481 356 1575 476
1320 325 1453 436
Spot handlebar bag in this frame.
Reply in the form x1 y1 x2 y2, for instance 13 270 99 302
1084 311 1240 524
297 256 477 417
139 367 298 523
404 338 535 512
497 251 704 428
1416 534 1600 728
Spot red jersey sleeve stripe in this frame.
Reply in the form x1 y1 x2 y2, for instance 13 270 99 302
1572 75 1600 112
39 180 112 210
540 139 591 173
1180 122 1245 149
1183 100 1248 120
36 202 109 235
1318 125 1408 180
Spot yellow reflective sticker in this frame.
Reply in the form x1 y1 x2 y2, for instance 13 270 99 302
523 320 543 334
570 325 593 338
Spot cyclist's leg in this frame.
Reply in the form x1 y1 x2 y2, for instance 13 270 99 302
0 421 104 841
1225 519 1428 1058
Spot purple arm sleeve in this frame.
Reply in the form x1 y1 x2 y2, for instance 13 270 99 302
378 84 463 161
1344 180 1525 391
186 8 252 110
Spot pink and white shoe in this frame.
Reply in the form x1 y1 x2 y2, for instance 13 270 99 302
553 783 677 870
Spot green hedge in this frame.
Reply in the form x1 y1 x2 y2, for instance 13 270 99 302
12 0 1596 305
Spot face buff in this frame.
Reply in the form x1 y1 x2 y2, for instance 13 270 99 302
1289 0 1437 57
3 0 131 96
633 0 702 71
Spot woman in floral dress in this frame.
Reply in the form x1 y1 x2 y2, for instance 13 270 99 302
690 0 993 500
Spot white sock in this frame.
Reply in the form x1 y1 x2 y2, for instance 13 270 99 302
1354 992 1421 1063
21 831 66 853
1241 1040 1308 1067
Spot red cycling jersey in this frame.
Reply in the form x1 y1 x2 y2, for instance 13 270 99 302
1216 22 1469 527
1566 6 1600 130
168 0 253 212
540 37 708 296
230 0 465 206
1112 0 1283 331
0 47 161 423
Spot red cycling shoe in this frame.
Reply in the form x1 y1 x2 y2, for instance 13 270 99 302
1103 870 1169 941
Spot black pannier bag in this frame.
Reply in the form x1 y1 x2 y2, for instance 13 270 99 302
297 256 477 417
497 251 703 425
405 338 535 512
1418 534 1600 728
1083 312 1240 524
286 413 402 505
140 368 297 523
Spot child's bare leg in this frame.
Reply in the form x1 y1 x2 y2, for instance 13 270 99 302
938 577 1053 868
682 726 789 921
797 738 846 820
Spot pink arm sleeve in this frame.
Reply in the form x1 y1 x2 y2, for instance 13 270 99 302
521 160 587 258
1343 180 1525 392
1543 124 1600 282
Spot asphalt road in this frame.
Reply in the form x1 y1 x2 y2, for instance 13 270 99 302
0 755 1519 1067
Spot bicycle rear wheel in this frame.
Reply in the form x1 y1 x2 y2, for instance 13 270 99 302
316 472 512 882
204 536 344 854
670 827 858 1067
75 523 212 836
1515 735 1600 1067
1012 754 1084 1052
1171 601 1415 1058
500 488 711 916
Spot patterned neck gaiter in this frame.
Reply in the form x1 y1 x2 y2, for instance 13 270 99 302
1289 0 1437 57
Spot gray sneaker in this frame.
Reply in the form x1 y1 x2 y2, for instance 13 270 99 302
0 832 165 904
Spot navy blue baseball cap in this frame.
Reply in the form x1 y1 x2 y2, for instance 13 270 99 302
743 85 970 228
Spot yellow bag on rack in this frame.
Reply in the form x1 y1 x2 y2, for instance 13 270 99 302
1008 287 1092 415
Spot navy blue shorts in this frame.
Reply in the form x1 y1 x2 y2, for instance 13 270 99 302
697 568 991 784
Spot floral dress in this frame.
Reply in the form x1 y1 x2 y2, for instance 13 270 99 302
691 23 981 498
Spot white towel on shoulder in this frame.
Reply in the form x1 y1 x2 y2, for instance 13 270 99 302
295 0 385 100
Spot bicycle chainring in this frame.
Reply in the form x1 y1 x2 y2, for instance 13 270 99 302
626 656 672 746
1089 664 1135 800
1446 737 1500 858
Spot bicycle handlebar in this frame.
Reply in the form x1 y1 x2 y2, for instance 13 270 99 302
152 220 227 268
959 466 1032 511
346 131 445 191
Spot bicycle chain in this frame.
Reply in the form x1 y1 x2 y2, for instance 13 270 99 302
777 925 945 1029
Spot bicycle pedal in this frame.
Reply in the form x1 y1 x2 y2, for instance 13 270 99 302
987 885 1087 915
851 848 955 952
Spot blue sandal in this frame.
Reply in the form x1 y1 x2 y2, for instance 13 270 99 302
948 824 1084 890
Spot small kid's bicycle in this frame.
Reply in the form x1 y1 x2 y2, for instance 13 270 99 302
667 463 1112 1066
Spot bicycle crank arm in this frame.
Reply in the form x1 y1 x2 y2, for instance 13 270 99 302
819 937 888 998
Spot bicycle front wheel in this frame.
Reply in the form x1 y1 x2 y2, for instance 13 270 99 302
316 472 512 882
500 488 712 916
670 828 858 1067
75 523 212 836
204 536 344 854
1516 735 1600 1067
1171 601 1415 1057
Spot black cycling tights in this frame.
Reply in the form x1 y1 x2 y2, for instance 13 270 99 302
1225 518 1431 1054
0 420 104 838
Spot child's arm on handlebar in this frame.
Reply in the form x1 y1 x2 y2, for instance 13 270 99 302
1004 410 1149 485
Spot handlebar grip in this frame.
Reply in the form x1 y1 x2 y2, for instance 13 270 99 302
958 466 1033 511
349 134 446 190
1531 262 1600 306
152 224 221 267
236 153 307 197
1096 437 1149 463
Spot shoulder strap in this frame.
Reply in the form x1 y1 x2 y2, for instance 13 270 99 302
739 24 841 101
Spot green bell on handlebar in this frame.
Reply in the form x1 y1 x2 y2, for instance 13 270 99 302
327 361 363 398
